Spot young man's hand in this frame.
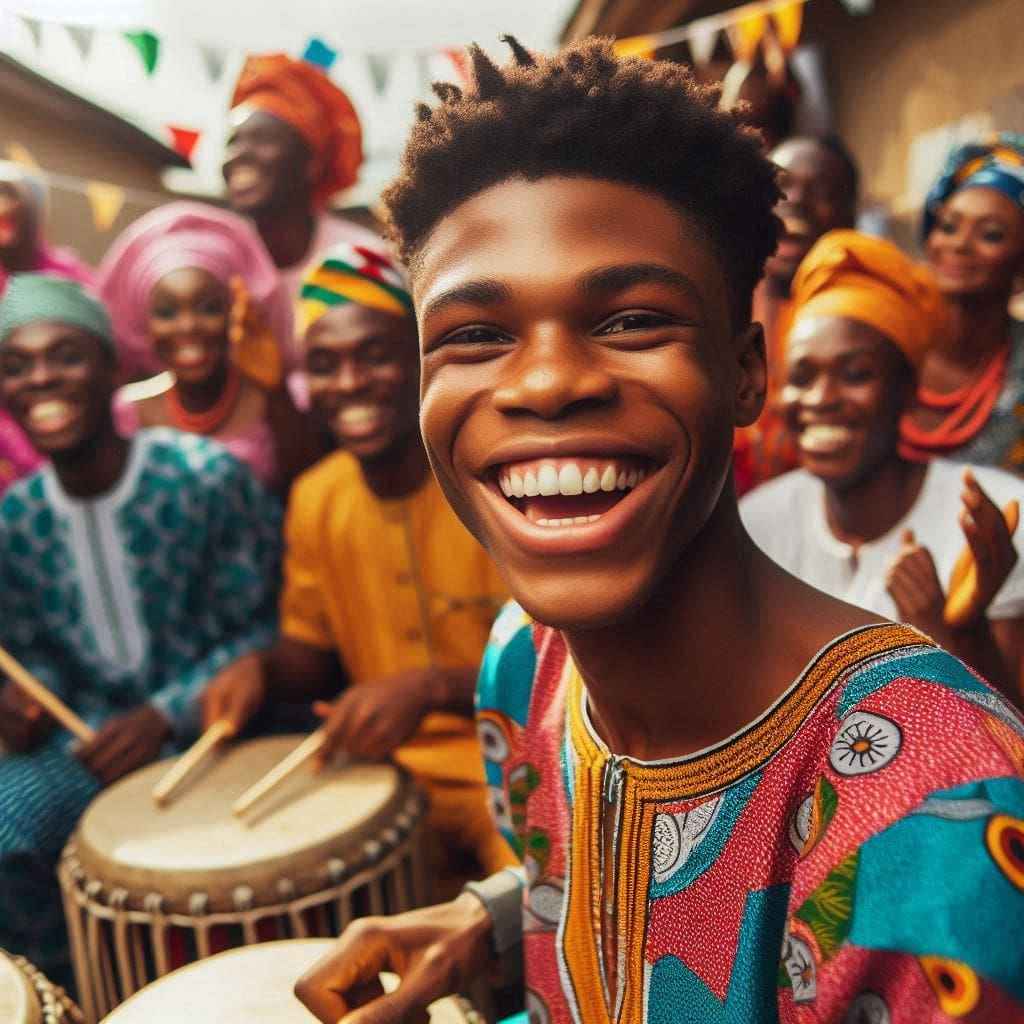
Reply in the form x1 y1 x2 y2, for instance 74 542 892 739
885 529 947 636
311 667 448 768
944 470 1019 627
75 704 171 784
294 894 491 1024
200 651 267 737
0 679 53 752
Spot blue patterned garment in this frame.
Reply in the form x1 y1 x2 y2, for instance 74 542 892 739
0 428 281 983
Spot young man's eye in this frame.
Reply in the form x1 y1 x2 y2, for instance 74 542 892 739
935 219 958 235
0 357 28 378
200 301 226 317
981 230 1007 244
841 366 874 384
151 306 176 321
54 349 85 368
597 312 674 335
442 326 511 347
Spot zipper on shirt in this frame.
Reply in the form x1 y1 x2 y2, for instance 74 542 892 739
83 504 130 666
599 754 627 1019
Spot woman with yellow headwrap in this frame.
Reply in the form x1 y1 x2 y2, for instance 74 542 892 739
741 229 1024 701
223 54 383 367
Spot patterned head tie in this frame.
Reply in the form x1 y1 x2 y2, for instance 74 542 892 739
922 132 1024 241
299 242 414 336
0 272 114 352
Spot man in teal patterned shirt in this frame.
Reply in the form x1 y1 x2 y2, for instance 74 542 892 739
0 273 281 984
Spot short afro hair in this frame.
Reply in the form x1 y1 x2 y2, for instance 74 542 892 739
383 36 783 320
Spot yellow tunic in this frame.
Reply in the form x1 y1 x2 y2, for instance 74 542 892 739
280 450 515 875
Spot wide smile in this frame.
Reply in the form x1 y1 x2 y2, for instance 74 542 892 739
23 397 80 436
481 452 662 555
331 402 393 441
226 165 264 196
797 423 856 456
171 339 215 370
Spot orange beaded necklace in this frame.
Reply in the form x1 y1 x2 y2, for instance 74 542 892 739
165 369 242 435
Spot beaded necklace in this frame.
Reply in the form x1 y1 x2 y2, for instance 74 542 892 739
165 369 241 435
898 339 1011 461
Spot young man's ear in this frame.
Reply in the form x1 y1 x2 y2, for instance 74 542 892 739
734 322 767 428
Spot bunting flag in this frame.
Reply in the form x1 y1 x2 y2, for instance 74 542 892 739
727 12 768 62
366 53 392 95
124 30 159 75
85 181 126 233
612 35 657 59
5 142 40 169
771 2 804 53
66 25 95 60
302 37 337 71
166 126 201 162
17 15 41 48
199 44 226 84
688 24 720 67
443 47 469 84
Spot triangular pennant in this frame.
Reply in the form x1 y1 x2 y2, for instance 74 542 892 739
302 37 337 71
18 16 42 48
688 24 719 67
124 30 159 75
443 48 469 84
199 44 226 84
85 181 126 233
5 142 40 169
67 25 95 60
771 2 804 54
167 125 200 163
727 12 768 62
613 35 657 59
365 53 392 96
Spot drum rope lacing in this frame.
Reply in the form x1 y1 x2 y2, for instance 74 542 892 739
1 949 84 1024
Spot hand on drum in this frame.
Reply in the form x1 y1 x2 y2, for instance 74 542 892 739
200 650 267 736
294 894 491 1024
0 678 53 752
312 668 440 768
76 704 171 784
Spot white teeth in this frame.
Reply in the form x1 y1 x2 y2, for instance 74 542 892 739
510 472 525 498
499 476 513 498
339 405 380 428
230 167 259 188
600 465 617 492
558 464 583 496
28 399 70 424
537 464 559 496
626 469 639 488
523 471 539 497
800 425 853 453
535 514 603 528
573 516 589 525
583 468 600 493
616 470 628 490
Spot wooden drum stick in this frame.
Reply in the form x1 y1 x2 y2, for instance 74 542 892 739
152 719 234 806
231 726 327 818
0 643 95 743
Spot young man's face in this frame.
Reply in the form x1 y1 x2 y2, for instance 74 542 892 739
303 303 421 462
0 321 115 458
222 108 312 215
415 176 764 629
781 315 910 491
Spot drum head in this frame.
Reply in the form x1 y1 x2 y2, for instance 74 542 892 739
99 940 471 1023
0 952 41 1024
71 736 413 912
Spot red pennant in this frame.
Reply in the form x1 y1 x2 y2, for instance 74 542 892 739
443 48 469 84
167 126 200 162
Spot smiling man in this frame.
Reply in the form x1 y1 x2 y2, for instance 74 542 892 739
201 242 515 886
294 40 1024 1024
0 274 281 985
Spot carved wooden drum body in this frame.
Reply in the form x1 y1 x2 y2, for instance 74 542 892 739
58 737 427 1023
0 948 83 1024
98 940 482 1023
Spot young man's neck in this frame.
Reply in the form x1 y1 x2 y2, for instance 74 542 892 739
52 423 130 499
823 454 928 548
930 293 1012 370
252 204 316 270
563 492 837 762
359 434 431 500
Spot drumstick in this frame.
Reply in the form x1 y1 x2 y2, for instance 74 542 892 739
151 719 234 806
0 643 95 743
231 726 327 817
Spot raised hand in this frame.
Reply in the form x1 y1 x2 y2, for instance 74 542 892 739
228 275 284 391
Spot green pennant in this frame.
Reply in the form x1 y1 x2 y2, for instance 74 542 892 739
124 31 159 75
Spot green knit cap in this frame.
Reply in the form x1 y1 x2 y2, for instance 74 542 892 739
0 273 114 351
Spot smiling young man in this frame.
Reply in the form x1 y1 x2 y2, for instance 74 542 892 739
293 41 1024 1024
742 230 1024 701
201 242 515 886
0 274 282 985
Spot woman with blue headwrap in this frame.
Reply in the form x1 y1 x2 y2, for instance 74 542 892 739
901 133 1024 473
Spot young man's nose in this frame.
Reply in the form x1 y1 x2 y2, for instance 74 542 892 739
802 375 841 408
492 333 618 419
332 359 371 395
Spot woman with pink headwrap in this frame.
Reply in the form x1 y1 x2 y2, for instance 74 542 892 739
98 201 323 490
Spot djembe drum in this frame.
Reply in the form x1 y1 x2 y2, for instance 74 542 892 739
99 939 483 1023
0 948 83 1024
58 736 427 1023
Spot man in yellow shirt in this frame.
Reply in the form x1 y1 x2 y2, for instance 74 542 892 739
203 242 515 885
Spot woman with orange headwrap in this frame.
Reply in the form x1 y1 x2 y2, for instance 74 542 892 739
223 54 383 366
741 229 1024 700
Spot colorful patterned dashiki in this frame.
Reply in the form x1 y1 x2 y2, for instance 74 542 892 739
477 603 1024 1023
279 449 515 875
0 428 281 981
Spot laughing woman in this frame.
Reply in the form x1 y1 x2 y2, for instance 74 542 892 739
98 202 323 491
901 133 1024 473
